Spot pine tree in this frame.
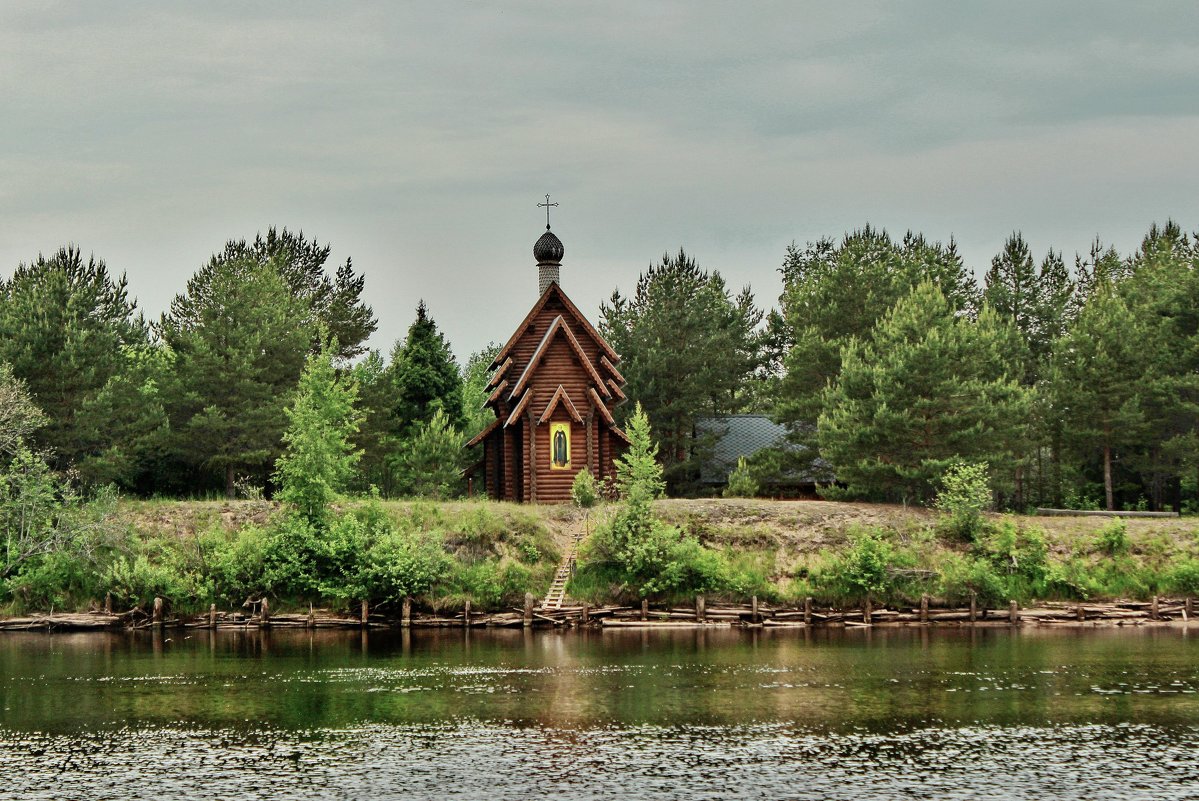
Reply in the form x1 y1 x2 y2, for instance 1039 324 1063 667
0 246 147 468
204 227 377 359
1049 286 1149 511
983 234 1076 385
1112 221 1199 510
818 281 1029 502
159 257 310 497
774 227 978 460
600 249 763 491
275 341 363 522
73 345 172 490
388 302 465 435
391 409 464 499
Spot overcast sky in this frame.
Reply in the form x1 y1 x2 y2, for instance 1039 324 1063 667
2 2 1197 359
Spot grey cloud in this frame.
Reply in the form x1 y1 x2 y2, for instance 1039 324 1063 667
1 1 1197 358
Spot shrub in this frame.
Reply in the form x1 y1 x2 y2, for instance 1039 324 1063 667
446 559 534 609
571 469 599 508
1167 559 1199 595
938 552 1007 606
934 460 991 540
1095 519 1129 555
367 525 451 603
831 527 894 599
105 553 197 609
4 550 98 611
979 520 1048 592
203 523 271 606
261 513 326 598
724 457 759 498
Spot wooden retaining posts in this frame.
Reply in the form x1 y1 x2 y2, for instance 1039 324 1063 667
4 594 1198 633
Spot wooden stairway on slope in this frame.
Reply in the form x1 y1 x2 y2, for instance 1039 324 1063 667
541 531 585 610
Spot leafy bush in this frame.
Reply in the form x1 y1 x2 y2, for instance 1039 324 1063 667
938 552 1007 606
1167 559 1199 595
261 512 326 598
724 457 759 498
105 553 198 609
367 524 451 602
203 523 271 606
571 469 599 508
445 559 534 609
821 527 894 600
934 460 991 540
4 550 98 611
1095 519 1129 555
978 520 1048 593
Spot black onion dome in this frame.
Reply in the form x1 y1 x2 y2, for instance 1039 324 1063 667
534 228 564 265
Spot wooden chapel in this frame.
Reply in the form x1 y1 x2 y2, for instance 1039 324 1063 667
467 206 628 502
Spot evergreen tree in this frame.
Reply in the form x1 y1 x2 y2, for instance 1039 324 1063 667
1048 286 1149 511
818 281 1029 502
388 301 465 435
614 402 667 503
1073 238 1128 311
0 246 147 468
348 350 396 495
983 234 1076 385
73 345 172 491
159 257 310 497
0 364 46 456
600 249 763 491
774 227 979 458
391 409 464 499
205 227 376 359
275 341 363 522
1114 221 1199 510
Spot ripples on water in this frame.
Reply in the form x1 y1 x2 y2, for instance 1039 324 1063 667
1 627 1197 799
3 722 1197 800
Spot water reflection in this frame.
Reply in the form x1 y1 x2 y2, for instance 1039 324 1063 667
2 627 1198 798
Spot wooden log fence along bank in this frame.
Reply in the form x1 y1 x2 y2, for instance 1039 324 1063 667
2 594 1197 633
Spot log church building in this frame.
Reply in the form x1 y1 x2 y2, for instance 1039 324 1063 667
467 201 628 502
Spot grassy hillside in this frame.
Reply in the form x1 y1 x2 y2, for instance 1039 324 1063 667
8 497 1197 616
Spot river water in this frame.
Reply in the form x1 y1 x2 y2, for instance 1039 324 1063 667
1 626 1197 799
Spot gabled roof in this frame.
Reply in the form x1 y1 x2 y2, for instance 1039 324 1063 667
486 379 509 406
466 417 502 448
600 355 625 384
588 387 616 425
507 315 610 403
504 388 533 427
539 384 583 424
606 378 626 403
486 356 513 389
492 282 618 369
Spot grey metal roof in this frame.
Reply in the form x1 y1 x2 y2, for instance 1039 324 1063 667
693 415 830 485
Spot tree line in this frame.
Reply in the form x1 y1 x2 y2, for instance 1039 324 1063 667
601 223 1198 512
2 221 1197 512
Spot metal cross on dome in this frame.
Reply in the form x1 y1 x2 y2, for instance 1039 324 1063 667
537 194 558 229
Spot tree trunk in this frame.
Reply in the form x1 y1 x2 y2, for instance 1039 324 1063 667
225 464 236 499
1104 444 1114 511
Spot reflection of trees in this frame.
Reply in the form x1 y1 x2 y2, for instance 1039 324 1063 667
1 628 1198 734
